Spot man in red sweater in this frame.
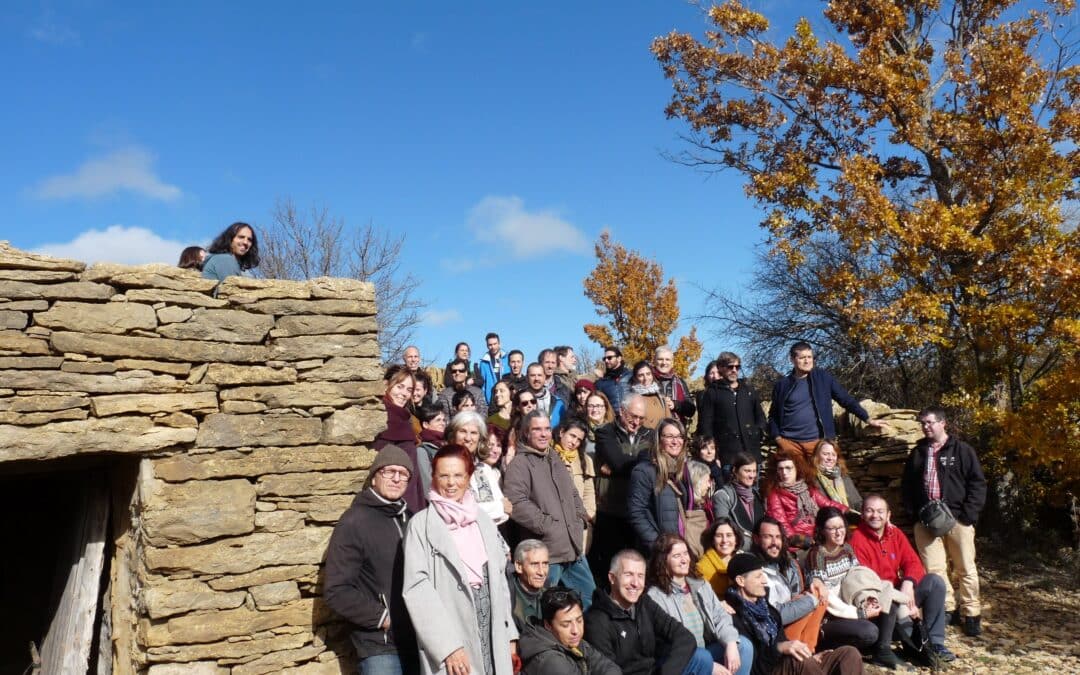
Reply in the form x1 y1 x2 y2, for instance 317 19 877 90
849 494 954 663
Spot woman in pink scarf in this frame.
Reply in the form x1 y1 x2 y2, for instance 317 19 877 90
402 445 518 675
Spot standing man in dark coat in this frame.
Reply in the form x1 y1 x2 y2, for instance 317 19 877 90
324 445 418 675
595 345 632 413
902 405 987 637
697 351 769 477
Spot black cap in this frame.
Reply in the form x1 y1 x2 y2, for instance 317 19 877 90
727 552 764 581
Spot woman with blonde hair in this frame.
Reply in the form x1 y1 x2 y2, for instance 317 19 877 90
811 439 863 512
374 365 423 512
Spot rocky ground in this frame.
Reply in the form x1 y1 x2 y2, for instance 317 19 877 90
864 548 1080 673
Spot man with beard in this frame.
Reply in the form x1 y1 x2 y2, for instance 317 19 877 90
324 446 419 674
725 553 864 675
653 346 696 425
554 345 579 400
595 345 632 412
590 395 655 579
697 352 769 476
752 518 828 652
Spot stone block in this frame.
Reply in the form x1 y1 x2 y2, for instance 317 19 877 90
205 363 297 385
145 528 331 575
308 276 375 301
222 401 267 414
0 310 27 329
157 306 193 324
141 478 256 546
0 331 49 354
250 581 301 609
0 408 89 424
0 369 182 393
275 495 354 523
115 359 192 376
0 393 89 412
145 633 310 663
244 298 375 316
61 361 118 374
152 446 376 481
147 662 229 675
206 565 319 591
0 300 49 311
82 263 219 292
0 269 76 281
0 280 114 300
270 334 379 361
196 414 324 448
0 242 85 271
157 309 274 343
231 645 325 675
141 599 316 646
321 407 384 445
36 300 158 334
298 357 383 383
156 412 199 428
51 331 269 363
0 356 64 369
257 471 366 497
0 416 196 461
217 277 312 300
255 509 305 532
142 578 247 619
220 382 368 409
273 315 377 337
92 392 219 417
125 288 228 308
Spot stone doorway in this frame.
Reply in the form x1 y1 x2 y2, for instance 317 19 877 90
0 460 134 675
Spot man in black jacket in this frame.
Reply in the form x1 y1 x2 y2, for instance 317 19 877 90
324 445 418 674
520 588 620 675
584 550 716 675
902 405 987 637
697 351 769 475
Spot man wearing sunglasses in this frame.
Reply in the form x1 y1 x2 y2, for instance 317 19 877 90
595 345 632 412
437 357 487 417
324 445 419 674
697 351 769 480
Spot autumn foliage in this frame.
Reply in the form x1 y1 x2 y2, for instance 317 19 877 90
653 1 1079 505
583 231 703 377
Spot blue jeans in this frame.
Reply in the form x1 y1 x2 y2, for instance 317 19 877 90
705 636 754 675
681 647 714 675
547 554 597 611
359 654 403 675
915 573 947 645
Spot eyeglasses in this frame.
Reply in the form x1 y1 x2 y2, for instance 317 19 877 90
823 526 846 533
519 399 537 407
625 413 645 422
660 434 684 441
450 368 466 374
586 404 606 410
724 363 741 370
377 468 410 481
603 355 618 361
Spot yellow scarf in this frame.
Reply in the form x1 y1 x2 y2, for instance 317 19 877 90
555 442 579 467
817 469 848 506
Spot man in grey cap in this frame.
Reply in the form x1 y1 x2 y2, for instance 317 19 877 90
324 445 419 675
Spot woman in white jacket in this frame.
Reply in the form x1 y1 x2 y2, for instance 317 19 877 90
403 445 519 675
447 411 511 526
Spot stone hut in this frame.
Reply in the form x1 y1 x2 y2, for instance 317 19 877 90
0 242 383 674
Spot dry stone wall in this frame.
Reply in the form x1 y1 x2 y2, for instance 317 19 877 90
0 242 383 674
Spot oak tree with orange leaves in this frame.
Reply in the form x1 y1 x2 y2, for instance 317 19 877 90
653 0 1079 519
583 231 703 378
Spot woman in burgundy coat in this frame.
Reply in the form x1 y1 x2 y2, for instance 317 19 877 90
374 365 424 511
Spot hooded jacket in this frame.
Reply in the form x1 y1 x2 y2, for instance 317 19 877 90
901 434 987 526
323 488 417 665
503 444 589 564
595 365 632 412
477 351 510 404
584 590 698 675
711 483 765 550
518 623 621 675
768 368 870 440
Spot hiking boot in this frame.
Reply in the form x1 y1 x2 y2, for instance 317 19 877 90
945 610 962 627
963 615 982 637
870 646 904 670
930 643 957 662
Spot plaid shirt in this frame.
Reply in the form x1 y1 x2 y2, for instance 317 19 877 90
924 441 943 501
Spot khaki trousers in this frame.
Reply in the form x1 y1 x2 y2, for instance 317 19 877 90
914 521 981 617
776 437 819 465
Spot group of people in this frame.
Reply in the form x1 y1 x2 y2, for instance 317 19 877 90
321 337 989 675
176 220 260 283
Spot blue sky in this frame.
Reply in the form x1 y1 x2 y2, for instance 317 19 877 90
1 1 813 374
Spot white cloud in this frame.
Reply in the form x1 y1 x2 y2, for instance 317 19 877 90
34 225 190 266
28 12 79 45
439 258 475 274
32 147 182 201
422 309 462 326
466 195 589 258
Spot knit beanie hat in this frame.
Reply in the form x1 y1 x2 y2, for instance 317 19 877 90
574 379 596 392
727 552 765 581
367 444 414 485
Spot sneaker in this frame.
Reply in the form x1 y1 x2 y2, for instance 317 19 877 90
931 643 957 662
963 615 982 637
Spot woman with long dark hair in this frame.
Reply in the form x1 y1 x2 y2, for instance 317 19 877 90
202 221 259 282
177 246 206 270
629 361 669 429
554 417 596 552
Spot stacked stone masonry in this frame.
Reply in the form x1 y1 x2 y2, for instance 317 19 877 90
0 242 382 674
0 241 926 674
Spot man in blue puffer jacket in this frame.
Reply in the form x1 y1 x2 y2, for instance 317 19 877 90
477 332 510 404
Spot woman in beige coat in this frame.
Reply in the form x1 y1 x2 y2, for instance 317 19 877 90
403 445 518 675
553 417 597 552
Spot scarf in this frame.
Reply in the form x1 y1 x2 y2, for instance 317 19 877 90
555 442 579 468
733 483 756 521
726 586 778 645
419 427 444 448
816 467 848 505
786 479 819 522
382 396 420 445
631 382 661 396
427 489 488 587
